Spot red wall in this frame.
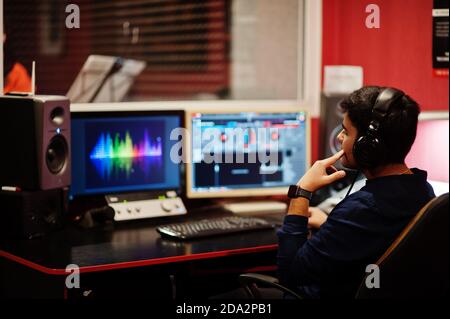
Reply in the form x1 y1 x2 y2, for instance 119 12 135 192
310 0 449 163
322 0 449 111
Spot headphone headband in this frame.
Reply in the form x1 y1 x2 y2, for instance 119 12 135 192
372 88 405 120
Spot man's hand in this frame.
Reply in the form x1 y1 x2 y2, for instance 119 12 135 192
288 151 346 218
308 207 328 229
298 150 347 192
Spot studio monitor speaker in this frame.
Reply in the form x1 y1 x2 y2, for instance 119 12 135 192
320 92 348 162
320 92 357 192
0 188 66 239
0 95 71 190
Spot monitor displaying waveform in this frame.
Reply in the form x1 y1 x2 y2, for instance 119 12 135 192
85 120 166 190
90 130 162 160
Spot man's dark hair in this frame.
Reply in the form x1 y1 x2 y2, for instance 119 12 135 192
340 86 421 165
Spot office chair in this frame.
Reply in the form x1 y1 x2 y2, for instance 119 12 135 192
239 193 449 299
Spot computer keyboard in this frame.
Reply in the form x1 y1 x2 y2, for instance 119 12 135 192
157 216 275 240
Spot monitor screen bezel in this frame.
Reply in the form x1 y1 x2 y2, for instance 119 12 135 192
185 107 311 199
70 109 185 198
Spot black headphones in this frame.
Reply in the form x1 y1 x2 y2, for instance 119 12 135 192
353 87 405 169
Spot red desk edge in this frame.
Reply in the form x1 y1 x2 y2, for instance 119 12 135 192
0 244 278 276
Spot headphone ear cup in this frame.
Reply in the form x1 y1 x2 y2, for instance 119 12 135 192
353 135 385 169
352 87 402 169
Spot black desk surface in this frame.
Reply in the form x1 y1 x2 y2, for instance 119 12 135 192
0 209 283 275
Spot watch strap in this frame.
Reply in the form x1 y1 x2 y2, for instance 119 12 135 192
288 185 313 200
296 188 313 201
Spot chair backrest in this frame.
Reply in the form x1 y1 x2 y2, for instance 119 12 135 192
356 193 449 299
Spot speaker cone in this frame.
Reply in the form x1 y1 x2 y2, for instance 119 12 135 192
46 135 68 174
329 125 343 155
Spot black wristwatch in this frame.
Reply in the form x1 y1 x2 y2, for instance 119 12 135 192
287 185 313 201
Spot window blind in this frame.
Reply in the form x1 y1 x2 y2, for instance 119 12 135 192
88 0 230 100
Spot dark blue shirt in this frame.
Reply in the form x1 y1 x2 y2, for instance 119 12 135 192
276 169 435 299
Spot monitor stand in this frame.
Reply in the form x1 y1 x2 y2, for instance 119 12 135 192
221 200 287 216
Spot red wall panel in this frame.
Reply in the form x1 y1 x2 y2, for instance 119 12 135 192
322 0 449 111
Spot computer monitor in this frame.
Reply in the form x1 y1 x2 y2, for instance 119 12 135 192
406 112 449 195
70 110 183 198
186 110 310 198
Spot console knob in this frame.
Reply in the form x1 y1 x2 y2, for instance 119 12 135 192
161 201 174 212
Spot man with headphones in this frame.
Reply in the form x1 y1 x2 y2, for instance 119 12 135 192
278 86 436 298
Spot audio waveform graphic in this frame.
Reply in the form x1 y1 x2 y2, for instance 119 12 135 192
88 130 164 184
90 130 162 160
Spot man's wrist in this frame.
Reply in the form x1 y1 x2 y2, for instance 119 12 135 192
287 197 311 217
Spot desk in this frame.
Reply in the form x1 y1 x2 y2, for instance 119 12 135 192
1 209 283 299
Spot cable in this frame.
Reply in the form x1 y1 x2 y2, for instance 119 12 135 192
76 205 115 228
345 170 360 198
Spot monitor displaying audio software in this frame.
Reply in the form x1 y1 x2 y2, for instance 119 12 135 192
186 110 310 198
70 111 183 197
